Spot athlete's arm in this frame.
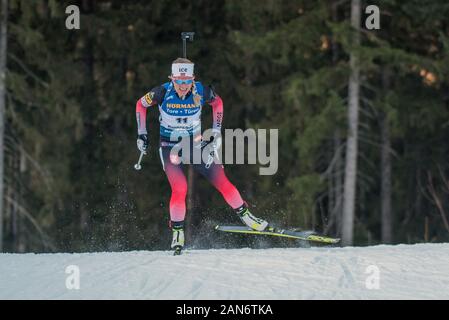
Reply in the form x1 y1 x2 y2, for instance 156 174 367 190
204 85 223 131
135 86 166 134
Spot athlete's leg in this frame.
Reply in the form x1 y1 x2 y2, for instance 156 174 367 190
194 155 268 231
159 147 188 222
194 161 244 209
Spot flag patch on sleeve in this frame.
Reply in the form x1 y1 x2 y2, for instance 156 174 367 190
141 92 155 107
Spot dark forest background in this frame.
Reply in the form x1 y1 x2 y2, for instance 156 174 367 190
1 0 449 252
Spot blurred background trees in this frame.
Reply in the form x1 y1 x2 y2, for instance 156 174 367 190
1 0 448 252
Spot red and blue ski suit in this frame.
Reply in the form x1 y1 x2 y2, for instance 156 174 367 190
136 81 245 222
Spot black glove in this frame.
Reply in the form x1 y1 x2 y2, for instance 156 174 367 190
137 134 148 152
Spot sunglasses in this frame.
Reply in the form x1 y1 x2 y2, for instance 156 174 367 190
173 79 193 85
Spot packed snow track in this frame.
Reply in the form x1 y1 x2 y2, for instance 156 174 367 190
1 243 448 299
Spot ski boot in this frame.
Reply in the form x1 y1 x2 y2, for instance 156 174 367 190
235 203 269 231
171 221 185 256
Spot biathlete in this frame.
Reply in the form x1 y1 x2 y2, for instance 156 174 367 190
135 58 268 252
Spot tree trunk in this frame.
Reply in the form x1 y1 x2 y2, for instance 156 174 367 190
186 166 195 242
334 131 343 236
0 0 9 252
331 2 343 237
342 0 361 246
380 68 392 243
328 141 334 229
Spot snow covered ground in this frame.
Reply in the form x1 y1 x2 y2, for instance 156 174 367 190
1 243 448 299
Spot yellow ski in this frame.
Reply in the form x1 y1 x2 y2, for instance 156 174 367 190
215 225 340 244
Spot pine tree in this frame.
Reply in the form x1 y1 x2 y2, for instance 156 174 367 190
342 0 361 246
0 0 8 251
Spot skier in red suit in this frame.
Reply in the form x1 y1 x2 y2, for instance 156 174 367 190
135 58 268 253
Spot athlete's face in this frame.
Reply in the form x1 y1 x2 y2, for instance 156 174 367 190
171 76 194 97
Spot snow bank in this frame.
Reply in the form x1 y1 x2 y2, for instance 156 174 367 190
1 243 448 299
